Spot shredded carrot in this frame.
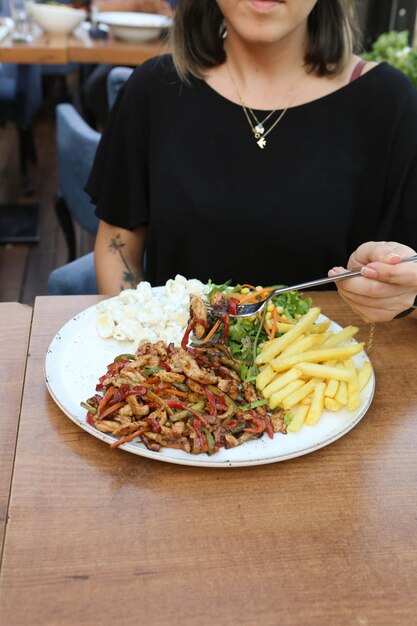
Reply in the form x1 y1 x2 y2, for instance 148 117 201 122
276 314 293 323
143 376 160 385
232 283 257 293
270 308 278 339
200 319 221 344
165 388 188 398
264 320 273 340
110 428 144 449
227 292 245 301
98 401 125 420
97 387 115 416
238 287 275 305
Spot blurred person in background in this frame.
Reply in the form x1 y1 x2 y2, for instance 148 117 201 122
82 0 174 129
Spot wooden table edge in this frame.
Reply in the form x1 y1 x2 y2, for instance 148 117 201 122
0 303 33 567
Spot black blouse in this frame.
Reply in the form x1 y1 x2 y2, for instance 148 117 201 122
86 56 417 287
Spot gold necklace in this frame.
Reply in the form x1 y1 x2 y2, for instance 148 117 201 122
241 102 287 149
226 63 288 149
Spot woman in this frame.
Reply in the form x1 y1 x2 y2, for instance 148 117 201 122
87 0 417 322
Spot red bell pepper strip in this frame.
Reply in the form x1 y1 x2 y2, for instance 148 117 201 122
264 416 274 439
113 385 147 403
167 399 188 410
192 417 205 449
144 417 162 433
205 388 217 418
221 313 230 343
244 416 265 434
181 318 197 350
229 297 239 315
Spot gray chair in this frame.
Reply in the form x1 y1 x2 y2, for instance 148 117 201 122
55 103 101 261
106 66 134 109
48 66 134 295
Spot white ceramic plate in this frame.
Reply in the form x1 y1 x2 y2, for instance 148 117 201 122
45 298 375 468
94 12 172 43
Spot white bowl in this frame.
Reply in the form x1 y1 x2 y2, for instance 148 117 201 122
28 2 85 36
94 12 172 43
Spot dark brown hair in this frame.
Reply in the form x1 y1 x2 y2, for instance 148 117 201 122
170 0 360 81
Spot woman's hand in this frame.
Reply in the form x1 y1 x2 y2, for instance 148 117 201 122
328 241 417 322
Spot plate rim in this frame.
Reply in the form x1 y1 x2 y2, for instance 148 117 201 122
94 12 172 29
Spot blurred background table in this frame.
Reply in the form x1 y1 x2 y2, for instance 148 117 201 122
0 292 416 625
0 21 166 246
0 23 168 65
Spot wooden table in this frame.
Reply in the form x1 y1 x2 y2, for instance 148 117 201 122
0 293 416 625
0 303 32 558
0 24 167 65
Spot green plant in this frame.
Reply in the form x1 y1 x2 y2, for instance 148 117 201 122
363 30 417 88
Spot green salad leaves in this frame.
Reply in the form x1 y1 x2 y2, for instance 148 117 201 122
206 280 312 382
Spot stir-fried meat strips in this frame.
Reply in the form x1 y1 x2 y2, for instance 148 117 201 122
271 410 287 433
84 338 286 455
119 404 133 417
225 433 239 448
135 341 167 360
243 381 267 416
158 370 186 384
117 369 147 385
126 395 149 417
129 354 160 370
186 379 205 395
95 419 120 434
170 348 218 385
210 291 234 316
190 295 208 339
218 378 240 399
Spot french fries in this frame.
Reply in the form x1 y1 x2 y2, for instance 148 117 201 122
262 368 302 399
287 404 309 432
269 343 365 373
305 381 326 425
255 306 373 433
255 307 321 364
296 362 352 382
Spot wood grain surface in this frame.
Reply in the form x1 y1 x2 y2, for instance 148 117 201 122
0 294 416 626
68 26 167 65
0 303 32 558
0 29 68 64
0 26 167 65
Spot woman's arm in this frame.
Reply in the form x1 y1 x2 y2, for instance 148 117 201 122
329 241 417 322
94 219 147 296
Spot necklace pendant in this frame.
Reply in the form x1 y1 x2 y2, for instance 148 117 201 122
257 137 266 149
254 131 261 139
255 123 265 135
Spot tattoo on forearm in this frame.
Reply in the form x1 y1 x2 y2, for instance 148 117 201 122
108 233 138 288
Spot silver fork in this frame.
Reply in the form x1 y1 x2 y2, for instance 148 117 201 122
224 254 417 318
